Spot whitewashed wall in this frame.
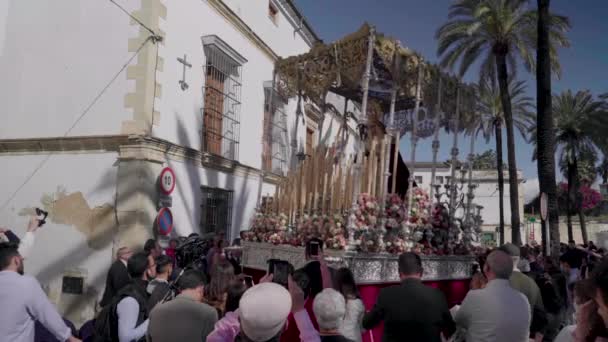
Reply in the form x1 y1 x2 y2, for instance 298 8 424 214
0 0 137 138
165 158 264 242
221 0 312 57
154 0 311 170
0 152 118 325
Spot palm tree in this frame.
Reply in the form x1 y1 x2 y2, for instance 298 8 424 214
529 90 607 243
475 75 534 245
436 0 570 245
537 0 561 258
559 148 597 241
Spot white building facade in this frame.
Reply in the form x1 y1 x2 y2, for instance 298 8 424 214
0 0 358 324
411 162 526 245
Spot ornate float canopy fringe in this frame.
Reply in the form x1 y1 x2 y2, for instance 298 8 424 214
275 23 478 133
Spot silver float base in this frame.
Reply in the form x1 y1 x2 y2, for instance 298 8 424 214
242 241 475 284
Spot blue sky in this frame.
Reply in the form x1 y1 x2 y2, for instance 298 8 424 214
296 0 608 188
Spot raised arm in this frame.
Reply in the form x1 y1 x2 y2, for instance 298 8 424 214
289 275 321 342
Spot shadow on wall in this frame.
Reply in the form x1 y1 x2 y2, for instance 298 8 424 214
18 155 161 324
171 106 251 241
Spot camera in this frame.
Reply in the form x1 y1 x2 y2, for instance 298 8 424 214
175 235 212 270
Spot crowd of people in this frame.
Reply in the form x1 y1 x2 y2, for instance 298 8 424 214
4 217 608 342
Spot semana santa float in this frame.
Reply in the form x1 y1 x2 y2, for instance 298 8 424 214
241 26 484 341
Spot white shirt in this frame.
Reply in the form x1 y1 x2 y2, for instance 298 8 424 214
18 232 35 259
554 325 575 342
455 279 531 342
117 296 149 342
340 298 365 342
0 270 70 342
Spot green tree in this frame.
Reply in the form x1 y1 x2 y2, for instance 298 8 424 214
436 0 570 244
530 90 607 243
473 76 534 244
471 150 499 170
560 149 598 185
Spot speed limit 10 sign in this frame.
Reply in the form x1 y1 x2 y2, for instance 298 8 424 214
159 167 176 195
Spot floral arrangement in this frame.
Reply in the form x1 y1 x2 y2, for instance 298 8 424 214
242 188 481 256
350 193 384 253
244 211 289 244
406 187 431 227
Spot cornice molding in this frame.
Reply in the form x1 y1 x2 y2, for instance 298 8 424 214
0 135 285 183
206 0 279 62
202 34 248 65
0 135 131 155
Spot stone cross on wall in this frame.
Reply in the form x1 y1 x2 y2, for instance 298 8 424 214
177 54 192 91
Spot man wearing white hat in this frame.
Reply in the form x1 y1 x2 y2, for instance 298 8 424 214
238 276 320 342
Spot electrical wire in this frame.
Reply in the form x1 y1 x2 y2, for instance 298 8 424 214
109 0 157 36
0 36 154 213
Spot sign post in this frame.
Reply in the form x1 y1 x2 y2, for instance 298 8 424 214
158 167 175 209
540 192 549 256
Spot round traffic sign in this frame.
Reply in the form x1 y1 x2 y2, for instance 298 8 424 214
159 167 176 195
157 208 174 236
540 192 548 221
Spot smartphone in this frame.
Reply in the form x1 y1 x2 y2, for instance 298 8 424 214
35 208 48 227
268 259 290 288
272 262 290 288
244 275 254 288
309 241 320 257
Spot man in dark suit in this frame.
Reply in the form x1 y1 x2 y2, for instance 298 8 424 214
363 252 456 342
100 247 132 307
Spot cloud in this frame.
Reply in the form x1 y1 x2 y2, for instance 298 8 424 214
523 178 540 204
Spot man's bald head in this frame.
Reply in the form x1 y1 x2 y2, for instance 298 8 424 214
485 250 513 280
117 247 132 261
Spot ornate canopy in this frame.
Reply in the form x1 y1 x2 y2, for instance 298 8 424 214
275 24 478 135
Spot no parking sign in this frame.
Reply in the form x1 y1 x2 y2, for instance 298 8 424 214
156 207 173 236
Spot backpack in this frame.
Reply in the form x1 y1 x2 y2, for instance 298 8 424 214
93 283 149 342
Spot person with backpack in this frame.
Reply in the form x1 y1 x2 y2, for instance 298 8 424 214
94 251 156 342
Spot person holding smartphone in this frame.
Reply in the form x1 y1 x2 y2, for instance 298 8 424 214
281 239 334 342
206 279 248 342
0 216 41 259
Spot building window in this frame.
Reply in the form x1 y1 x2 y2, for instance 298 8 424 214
202 35 247 160
268 1 278 24
200 186 233 237
263 84 288 175
436 176 444 184
414 176 423 184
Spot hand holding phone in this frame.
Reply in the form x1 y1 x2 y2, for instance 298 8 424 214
267 259 291 288
309 241 319 257
244 275 254 288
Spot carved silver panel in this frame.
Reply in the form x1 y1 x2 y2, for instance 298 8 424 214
242 242 474 284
